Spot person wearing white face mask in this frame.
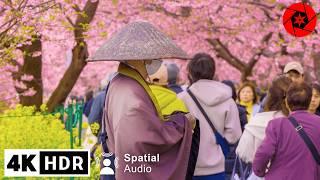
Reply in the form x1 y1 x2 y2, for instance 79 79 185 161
87 21 197 180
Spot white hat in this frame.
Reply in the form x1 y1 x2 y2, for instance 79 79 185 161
283 61 304 74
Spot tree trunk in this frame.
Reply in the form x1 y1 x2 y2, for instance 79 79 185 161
14 36 43 109
47 43 88 112
46 0 99 112
241 66 254 82
241 69 249 82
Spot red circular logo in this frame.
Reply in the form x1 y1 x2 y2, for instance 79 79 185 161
283 3 317 37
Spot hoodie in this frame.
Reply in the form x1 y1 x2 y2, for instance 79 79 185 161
178 79 242 176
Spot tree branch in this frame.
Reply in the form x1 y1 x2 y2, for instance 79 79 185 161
301 0 311 4
261 32 273 44
248 48 264 70
206 38 245 71
74 0 99 42
261 8 275 21
207 32 274 81
72 4 81 12
248 32 273 69
215 5 223 13
25 0 55 10
248 1 276 9
143 4 191 18
65 16 75 27
0 20 18 39
248 1 278 21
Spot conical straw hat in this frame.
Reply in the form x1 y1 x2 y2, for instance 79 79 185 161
87 21 189 61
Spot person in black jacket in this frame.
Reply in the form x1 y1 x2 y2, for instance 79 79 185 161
222 80 248 180
222 80 247 130
83 90 94 118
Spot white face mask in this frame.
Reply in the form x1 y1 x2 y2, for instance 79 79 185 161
121 60 163 82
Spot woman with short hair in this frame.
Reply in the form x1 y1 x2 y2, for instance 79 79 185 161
253 82 320 180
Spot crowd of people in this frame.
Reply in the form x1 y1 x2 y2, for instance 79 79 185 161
76 21 320 180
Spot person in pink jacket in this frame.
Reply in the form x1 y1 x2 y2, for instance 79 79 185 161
179 53 242 180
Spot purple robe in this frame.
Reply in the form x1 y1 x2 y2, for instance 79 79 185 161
253 111 320 180
104 74 193 180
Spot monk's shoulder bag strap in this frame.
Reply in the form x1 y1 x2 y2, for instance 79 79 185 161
187 88 230 157
288 116 320 165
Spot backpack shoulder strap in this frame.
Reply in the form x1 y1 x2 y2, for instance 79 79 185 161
288 116 320 165
187 88 217 133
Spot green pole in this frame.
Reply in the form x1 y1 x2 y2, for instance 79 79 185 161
66 103 75 180
77 101 84 146
66 104 74 149
59 105 65 123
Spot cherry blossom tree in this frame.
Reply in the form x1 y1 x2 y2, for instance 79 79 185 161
1 0 320 110
136 0 320 85
0 0 101 111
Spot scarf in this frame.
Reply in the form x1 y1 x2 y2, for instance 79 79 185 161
240 101 254 121
118 63 164 120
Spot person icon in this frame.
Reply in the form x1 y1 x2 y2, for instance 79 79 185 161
100 158 115 175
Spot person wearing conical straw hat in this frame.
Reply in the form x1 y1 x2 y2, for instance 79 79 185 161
88 21 196 180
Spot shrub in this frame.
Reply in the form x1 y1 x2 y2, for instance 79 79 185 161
0 105 100 179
